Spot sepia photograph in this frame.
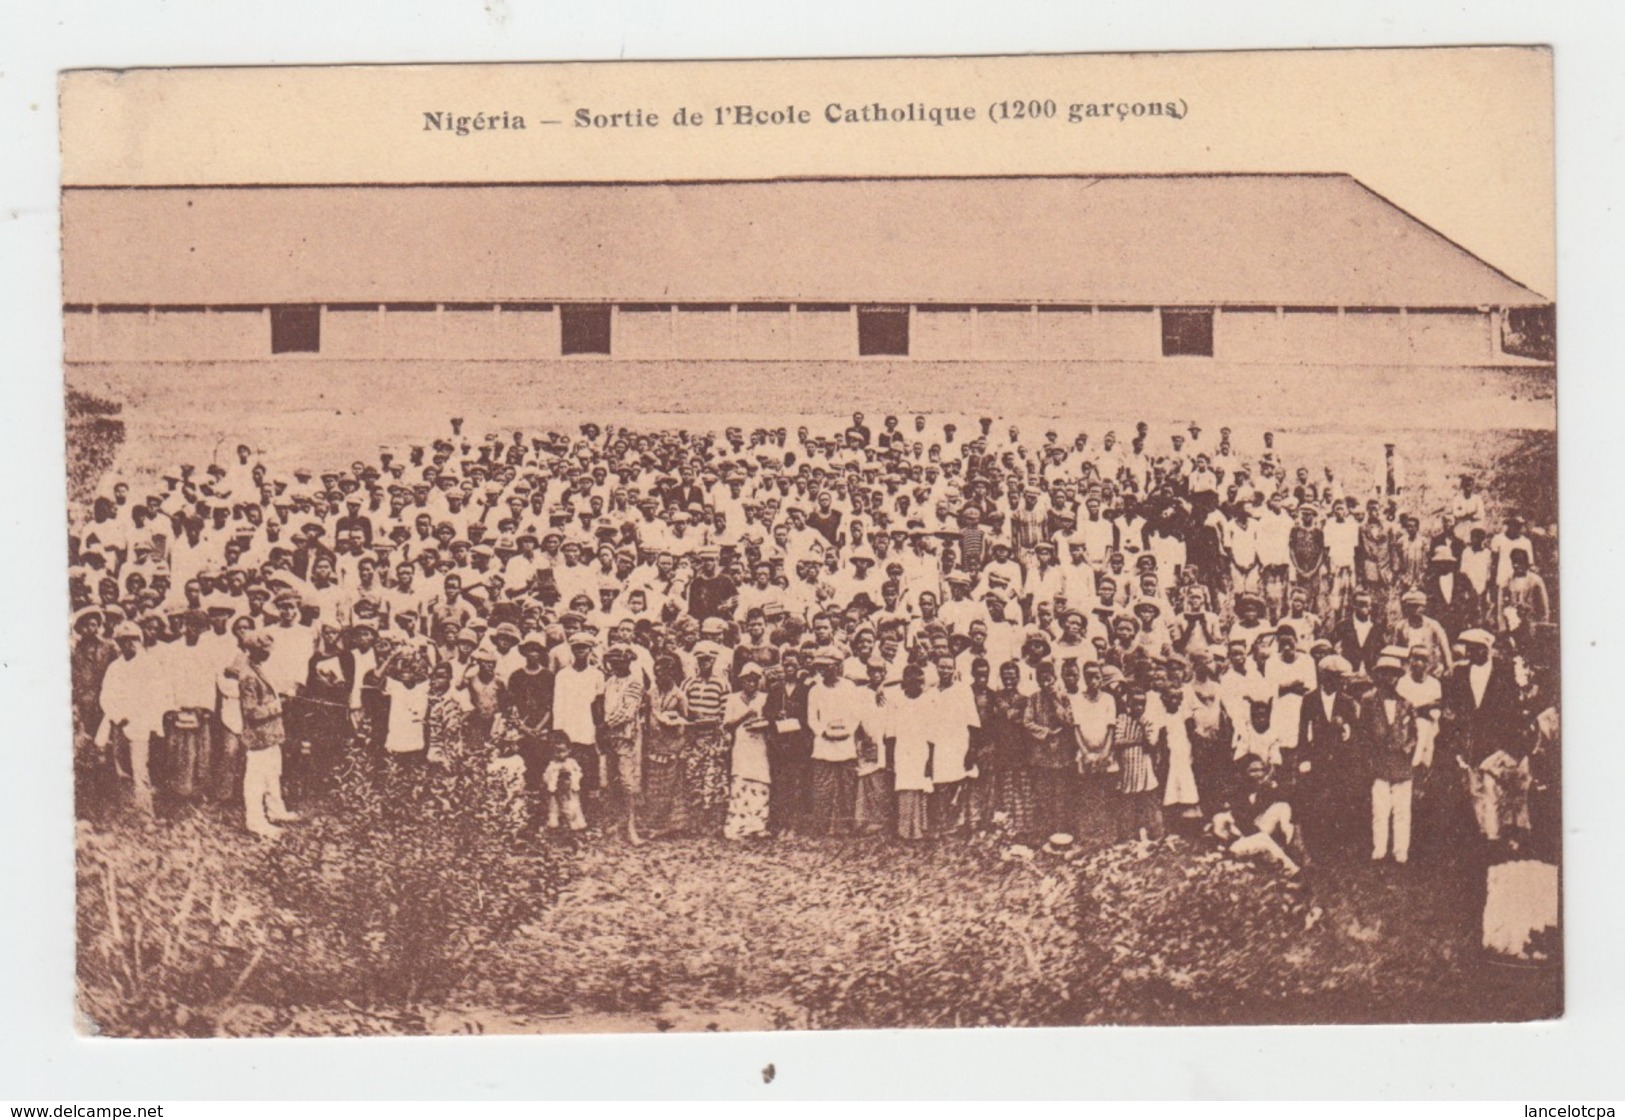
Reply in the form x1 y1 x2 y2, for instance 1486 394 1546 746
57 48 1562 1041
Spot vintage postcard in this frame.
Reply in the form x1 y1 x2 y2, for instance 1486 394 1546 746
61 48 1558 1038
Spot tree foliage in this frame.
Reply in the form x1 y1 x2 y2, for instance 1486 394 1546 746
263 750 571 1005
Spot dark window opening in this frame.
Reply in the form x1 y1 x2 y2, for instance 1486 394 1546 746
1161 308 1213 357
1504 305 1555 362
858 307 909 356
560 304 612 355
271 305 321 354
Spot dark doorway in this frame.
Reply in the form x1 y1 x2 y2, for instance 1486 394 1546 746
1160 308 1214 357
858 306 909 356
270 305 321 354
560 305 613 355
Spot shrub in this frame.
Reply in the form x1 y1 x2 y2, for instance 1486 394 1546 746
263 747 571 1006
65 392 126 508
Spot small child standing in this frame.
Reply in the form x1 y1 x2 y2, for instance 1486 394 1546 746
424 661 465 766
1108 687 1165 842
542 732 588 833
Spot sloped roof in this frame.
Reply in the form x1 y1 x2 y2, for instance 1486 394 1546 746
60 174 1548 308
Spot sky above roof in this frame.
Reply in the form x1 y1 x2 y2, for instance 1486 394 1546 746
58 49 1555 298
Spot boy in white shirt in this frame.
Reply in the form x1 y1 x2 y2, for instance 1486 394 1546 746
1395 646 1442 768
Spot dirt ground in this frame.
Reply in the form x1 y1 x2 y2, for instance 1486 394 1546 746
485 831 1560 1032
65 356 1562 593
67 357 1555 485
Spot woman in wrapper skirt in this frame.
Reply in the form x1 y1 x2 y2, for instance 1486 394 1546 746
723 663 773 840
984 661 1037 837
642 654 690 838
853 665 895 834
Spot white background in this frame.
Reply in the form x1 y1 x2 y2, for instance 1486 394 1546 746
2 0 1622 1101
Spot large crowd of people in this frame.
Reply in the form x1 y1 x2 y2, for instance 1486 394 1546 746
69 412 1559 874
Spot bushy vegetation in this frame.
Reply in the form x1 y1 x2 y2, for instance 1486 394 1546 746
263 751 571 1006
65 387 125 508
77 747 571 1036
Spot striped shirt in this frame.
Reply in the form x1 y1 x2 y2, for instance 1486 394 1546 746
682 675 728 725
1109 714 1160 794
604 674 647 731
958 527 988 571
1011 506 1046 550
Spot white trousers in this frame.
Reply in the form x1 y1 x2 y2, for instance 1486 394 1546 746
1230 801 1299 871
243 746 292 835
1371 777 1413 862
1413 717 1438 769
1231 564 1261 597
125 724 157 815
548 788 587 831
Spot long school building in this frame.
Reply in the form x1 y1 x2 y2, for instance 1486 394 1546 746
60 174 1551 367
